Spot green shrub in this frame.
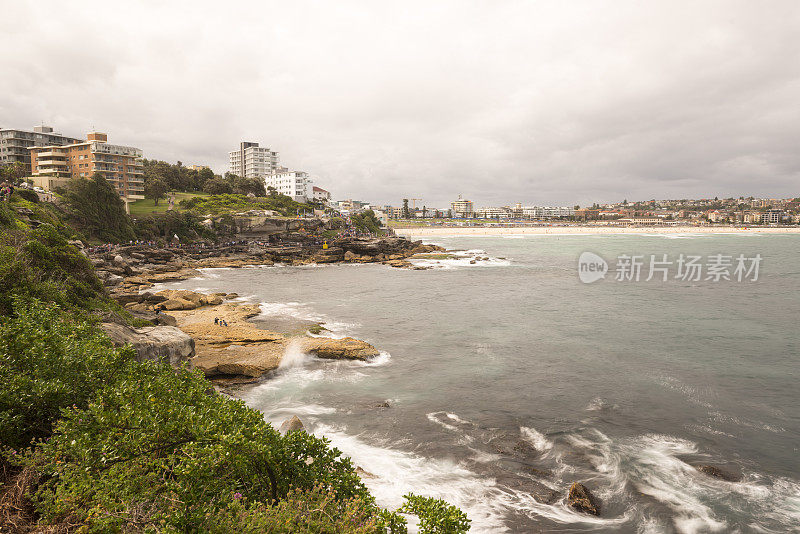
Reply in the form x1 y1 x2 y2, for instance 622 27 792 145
351 210 384 234
26 353 378 531
0 222 105 315
400 493 471 533
62 174 136 242
0 299 135 449
13 188 39 203
205 485 382 533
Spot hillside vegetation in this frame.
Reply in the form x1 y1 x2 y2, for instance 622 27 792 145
0 195 469 533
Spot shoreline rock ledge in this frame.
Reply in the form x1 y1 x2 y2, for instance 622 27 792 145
103 283 384 383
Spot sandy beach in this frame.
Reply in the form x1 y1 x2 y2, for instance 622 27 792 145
395 225 800 237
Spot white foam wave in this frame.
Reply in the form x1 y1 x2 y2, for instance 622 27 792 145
520 426 553 452
426 412 460 432
314 423 511 532
446 412 472 424
410 256 512 270
256 301 360 334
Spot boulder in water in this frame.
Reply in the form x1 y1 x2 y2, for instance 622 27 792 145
567 482 600 515
279 415 305 434
694 465 741 482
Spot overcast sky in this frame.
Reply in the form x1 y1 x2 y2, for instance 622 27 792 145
1 1 798 207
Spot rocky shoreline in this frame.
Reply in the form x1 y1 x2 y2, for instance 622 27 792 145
91 235 440 384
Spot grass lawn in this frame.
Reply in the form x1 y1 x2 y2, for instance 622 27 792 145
387 219 433 228
128 191 209 216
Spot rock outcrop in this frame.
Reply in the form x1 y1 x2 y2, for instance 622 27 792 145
101 323 195 366
300 337 380 360
279 416 305 434
161 299 380 382
567 482 600 515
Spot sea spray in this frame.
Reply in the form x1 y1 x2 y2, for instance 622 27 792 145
278 338 308 369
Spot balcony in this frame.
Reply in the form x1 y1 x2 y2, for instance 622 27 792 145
37 150 67 158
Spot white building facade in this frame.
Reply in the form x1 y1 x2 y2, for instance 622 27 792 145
477 206 512 219
229 142 280 178
521 206 576 219
312 186 331 204
264 171 311 202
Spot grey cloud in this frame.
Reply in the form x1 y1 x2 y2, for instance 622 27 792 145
1 0 798 209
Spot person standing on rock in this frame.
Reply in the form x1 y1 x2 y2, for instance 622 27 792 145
214 317 219 325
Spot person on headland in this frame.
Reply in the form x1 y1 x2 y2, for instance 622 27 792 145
214 317 219 325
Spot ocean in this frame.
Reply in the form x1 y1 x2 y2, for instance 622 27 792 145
157 233 800 533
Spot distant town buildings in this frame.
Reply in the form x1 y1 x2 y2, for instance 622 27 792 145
28 131 144 205
186 164 209 171
0 126 82 172
228 142 280 178
337 199 369 214
451 195 474 218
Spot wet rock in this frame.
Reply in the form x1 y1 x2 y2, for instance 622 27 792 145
694 465 741 482
567 482 600 516
533 489 561 505
279 415 305 434
155 290 224 309
356 466 377 479
225 293 239 300
371 401 391 408
512 440 539 457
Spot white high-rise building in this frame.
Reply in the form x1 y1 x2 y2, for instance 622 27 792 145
229 142 279 178
264 171 311 203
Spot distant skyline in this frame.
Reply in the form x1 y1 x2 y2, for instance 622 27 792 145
1 1 799 208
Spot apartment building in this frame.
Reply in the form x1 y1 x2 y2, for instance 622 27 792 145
29 132 144 205
264 170 310 202
229 142 280 178
477 206 511 219
451 195 474 218
0 126 82 172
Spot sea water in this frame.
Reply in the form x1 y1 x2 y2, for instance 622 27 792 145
159 234 800 533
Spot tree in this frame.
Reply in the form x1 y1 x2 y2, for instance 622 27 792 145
62 174 136 242
203 177 233 195
402 198 410 219
1 162 27 183
144 178 168 206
